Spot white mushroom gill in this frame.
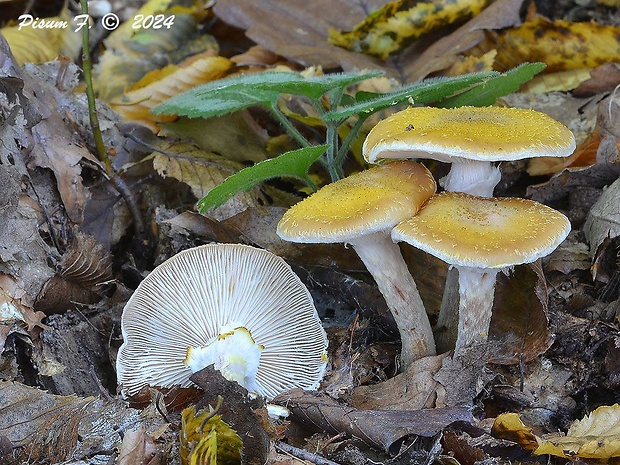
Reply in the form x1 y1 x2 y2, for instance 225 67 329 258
116 244 328 399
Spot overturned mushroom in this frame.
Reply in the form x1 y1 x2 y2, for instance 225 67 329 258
364 106 576 197
392 192 570 355
116 244 328 399
277 161 436 369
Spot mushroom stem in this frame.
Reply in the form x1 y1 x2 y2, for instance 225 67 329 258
440 161 501 197
453 266 500 355
350 232 436 368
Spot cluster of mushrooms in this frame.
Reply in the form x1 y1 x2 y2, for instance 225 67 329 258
116 105 575 400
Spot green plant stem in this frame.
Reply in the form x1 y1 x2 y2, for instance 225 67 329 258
79 1 145 233
324 123 343 181
268 102 312 148
79 0 112 175
336 115 368 166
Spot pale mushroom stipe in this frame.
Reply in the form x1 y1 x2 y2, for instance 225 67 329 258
363 106 576 197
116 244 328 399
277 160 437 369
392 192 571 354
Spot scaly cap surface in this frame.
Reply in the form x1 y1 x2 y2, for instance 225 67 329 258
277 160 436 243
364 106 576 163
392 192 571 268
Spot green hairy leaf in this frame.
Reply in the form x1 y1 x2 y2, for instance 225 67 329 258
324 71 499 121
197 145 328 213
439 63 547 107
152 70 383 118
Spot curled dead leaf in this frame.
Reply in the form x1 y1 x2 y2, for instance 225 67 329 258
35 233 113 314
273 389 473 453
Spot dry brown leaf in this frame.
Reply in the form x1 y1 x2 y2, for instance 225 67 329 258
163 112 270 164
584 176 620 256
0 285 47 352
0 381 93 462
273 389 473 453
404 0 524 81
527 130 601 176
117 424 161 465
1 35 101 223
527 94 620 204
213 0 390 73
488 262 553 365
0 381 168 463
574 63 620 97
150 142 271 220
111 54 232 130
351 353 449 410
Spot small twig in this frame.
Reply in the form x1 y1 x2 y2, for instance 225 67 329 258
154 391 178 427
89 365 114 402
275 442 343 465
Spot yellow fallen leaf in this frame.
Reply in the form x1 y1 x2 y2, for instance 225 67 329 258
180 404 243 465
94 0 212 100
493 405 620 459
1 12 81 64
491 413 539 451
519 68 593 93
535 404 620 459
329 0 491 60
494 18 620 72
110 54 232 130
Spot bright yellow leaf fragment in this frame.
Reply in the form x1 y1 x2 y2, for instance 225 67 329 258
180 404 243 465
495 18 620 72
491 413 539 451
493 405 620 459
329 0 491 60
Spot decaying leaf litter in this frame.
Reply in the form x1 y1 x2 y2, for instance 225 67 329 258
0 0 620 463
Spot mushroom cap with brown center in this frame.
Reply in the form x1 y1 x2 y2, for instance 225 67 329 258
277 160 436 243
364 106 576 164
392 192 571 268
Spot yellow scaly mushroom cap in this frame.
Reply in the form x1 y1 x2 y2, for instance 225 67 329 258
277 160 436 243
392 192 571 268
364 106 576 164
